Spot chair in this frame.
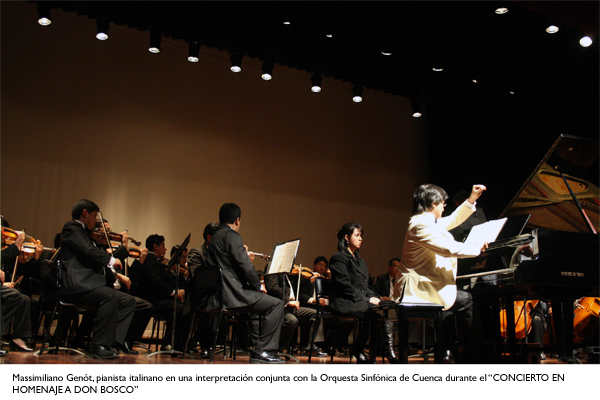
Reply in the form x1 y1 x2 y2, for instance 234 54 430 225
183 264 261 362
396 301 444 363
148 314 168 352
307 277 358 363
37 258 97 356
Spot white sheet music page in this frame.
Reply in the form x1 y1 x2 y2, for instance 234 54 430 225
464 217 507 246
267 239 300 274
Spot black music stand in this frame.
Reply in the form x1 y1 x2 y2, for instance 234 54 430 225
147 233 191 358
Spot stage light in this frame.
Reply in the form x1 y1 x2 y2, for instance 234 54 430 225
310 73 322 92
382 52 392 56
412 100 422 117
188 41 200 62
326 34 333 38
580 36 593 47
546 26 559 34
283 21 291 25
495 8 508 15
432 68 443 72
352 85 363 102
37 3 52 26
261 61 274 80
230 52 242 72
96 19 109 41
148 31 162 53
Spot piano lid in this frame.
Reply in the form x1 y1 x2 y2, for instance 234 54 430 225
501 134 599 233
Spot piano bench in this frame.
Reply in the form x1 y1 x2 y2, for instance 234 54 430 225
397 302 444 363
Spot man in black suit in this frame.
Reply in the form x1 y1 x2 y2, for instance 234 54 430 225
59 199 136 359
138 234 189 351
205 203 285 363
372 258 400 300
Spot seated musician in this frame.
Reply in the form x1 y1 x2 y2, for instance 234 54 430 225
186 222 219 357
264 269 327 357
137 234 190 352
204 203 285 364
74 219 153 355
393 184 488 363
1 230 34 354
59 199 136 359
328 223 398 364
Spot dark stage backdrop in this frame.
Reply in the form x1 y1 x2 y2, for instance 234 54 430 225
1 2 427 277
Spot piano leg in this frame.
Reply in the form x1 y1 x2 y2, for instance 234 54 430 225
506 295 518 363
552 299 578 363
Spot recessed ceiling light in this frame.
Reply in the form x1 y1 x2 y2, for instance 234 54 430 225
580 36 593 47
283 21 291 25
472 79 477 83
381 52 392 56
432 68 443 72
326 34 333 38
546 25 559 34
509 91 515 95
413 112 422 118
495 8 508 15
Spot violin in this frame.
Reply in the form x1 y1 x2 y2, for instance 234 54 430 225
574 297 600 342
291 264 315 279
1 227 36 246
499 300 539 339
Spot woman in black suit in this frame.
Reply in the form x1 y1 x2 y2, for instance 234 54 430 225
328 222 398 364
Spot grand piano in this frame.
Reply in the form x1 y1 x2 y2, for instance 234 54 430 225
457 134 599 362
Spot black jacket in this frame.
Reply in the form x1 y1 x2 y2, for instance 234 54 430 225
328 250 378 319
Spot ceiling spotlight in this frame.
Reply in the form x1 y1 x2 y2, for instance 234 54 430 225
546 25 559 34
230 52 242 72
96 19 109 41
472 79 477 83
381 52 392 56
580 36 593 47
352 84 363 102
509 91 515 94
310 73 322 93
411 100 422 117
148 31 162 54
37 3 52 26
326 34 333 38
261 61 274 80
283 21 291 25
495 8 508 15
188 41 200 62
432 68 443 72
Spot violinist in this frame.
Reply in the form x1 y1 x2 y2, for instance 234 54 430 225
1 228 34 354
59 199 136 359
186 222 219 357
74 218 153 355
137 234 190 352
265 265 327 357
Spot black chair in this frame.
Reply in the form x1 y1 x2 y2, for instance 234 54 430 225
396 301 444 363
183 264 261 362
37 259 97 356
307 277 358 363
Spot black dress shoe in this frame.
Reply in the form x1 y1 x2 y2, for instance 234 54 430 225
304 345 328 357
442 350 456 364
350 350 369 364
198 348 211 358
115 342 138 355
10 340 33 352
249 350 285 364
88 345 119 359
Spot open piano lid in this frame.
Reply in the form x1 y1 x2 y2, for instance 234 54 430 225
500 134 599 233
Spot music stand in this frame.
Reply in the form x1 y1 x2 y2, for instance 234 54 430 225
263 238 301 362
147 233 191 358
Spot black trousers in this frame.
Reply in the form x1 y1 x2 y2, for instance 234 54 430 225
280 306 324 350
443 290 483 355
62 286 136 347
1 286 32 340
153 298 191 348
232 294 284 351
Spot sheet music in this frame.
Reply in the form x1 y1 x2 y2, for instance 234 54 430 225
464 218 507 246
266 239 300 274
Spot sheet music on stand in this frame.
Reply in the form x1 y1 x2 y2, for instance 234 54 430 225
265 238 300 275
464 218 507 246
